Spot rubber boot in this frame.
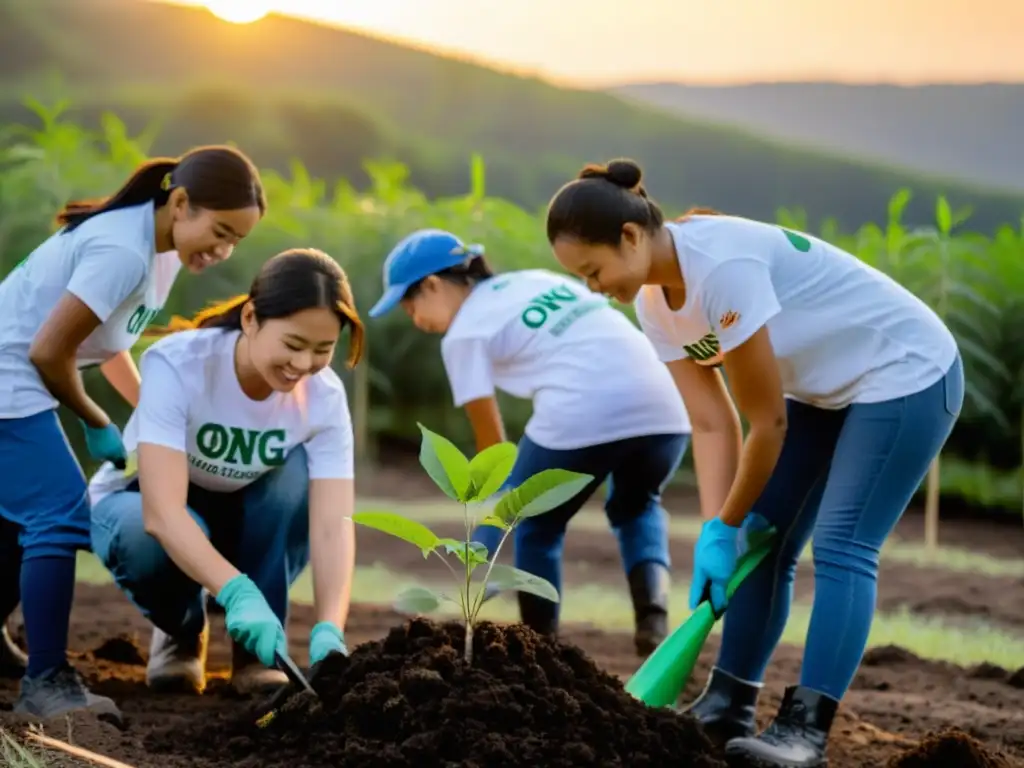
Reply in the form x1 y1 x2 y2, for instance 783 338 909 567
146 623 209 695
681 666 760 748
725 685 838 767
230 641 288 696
518 592 559 638
627 561 670 658
0 622 27 679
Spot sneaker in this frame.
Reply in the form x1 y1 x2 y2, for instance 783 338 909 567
14 663 122 724
230 641 287 696
146 624 209 695
0 624 27 679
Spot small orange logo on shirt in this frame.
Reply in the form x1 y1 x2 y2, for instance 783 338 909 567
720 311 739 330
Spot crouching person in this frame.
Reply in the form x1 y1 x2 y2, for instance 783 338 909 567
88 248 361 695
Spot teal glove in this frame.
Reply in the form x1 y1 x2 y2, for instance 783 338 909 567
688 517 741 614
309 621 347 665
80 421 127 464
739 512 773 557
216 574 287 667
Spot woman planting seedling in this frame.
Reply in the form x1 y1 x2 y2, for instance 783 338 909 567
368 228 691 657
0 146 264 722
88 248 361 699
545 159 963 768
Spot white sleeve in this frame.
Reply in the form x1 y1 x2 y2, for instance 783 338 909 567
66 242 149 323
698 259 782 354
135 350 189 452
440 335 495 407
634 296 687 363
304 387 355 480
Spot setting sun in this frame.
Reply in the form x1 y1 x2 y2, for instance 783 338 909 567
205 0 271 24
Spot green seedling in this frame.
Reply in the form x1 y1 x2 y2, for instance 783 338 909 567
352 423 593 663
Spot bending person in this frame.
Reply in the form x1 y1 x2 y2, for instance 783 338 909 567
369 228 691 657
545 158 963 768
0 146 264 720
89 248 360 697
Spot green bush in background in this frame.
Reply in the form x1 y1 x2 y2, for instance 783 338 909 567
3 100 1024 516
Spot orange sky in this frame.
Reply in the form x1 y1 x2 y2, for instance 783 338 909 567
167 0 1024 86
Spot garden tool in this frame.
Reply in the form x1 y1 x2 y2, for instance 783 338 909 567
623 527 776 709
253 651 330 728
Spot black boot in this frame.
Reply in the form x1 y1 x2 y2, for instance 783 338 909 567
518 592 559 638
680 667 760 748
627 561 670 657
725 685 838 767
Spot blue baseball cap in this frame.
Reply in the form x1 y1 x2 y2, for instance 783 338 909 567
369 228 485 318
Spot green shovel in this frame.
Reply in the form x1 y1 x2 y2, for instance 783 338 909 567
624 526 776 708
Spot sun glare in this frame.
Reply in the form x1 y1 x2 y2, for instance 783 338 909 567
205 0 272 24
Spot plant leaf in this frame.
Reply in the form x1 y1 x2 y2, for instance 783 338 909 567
417 423 471 501
487 564 560 603
467 442 518 502
437 538 490 567
479 515 510 531
495 469 594 521
351 511 440 557
395 586 442 614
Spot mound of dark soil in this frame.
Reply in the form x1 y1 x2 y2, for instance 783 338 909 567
147 618 727 768
89 634 147 665
886 728 1013 768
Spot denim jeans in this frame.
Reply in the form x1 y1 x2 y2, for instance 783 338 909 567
716 354 964 700
91 445 312 639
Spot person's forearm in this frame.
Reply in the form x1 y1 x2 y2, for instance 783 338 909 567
309 480 356 627
717 421 787 527
100 350 141 408
144 505 240 596
30 352 108 427
691 424 743 521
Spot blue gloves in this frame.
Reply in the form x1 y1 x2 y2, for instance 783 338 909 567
81 420 127 465
689 513 773 614
309 621 348 665
216 574 287 667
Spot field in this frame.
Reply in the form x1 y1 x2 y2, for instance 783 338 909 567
1 465 1022 767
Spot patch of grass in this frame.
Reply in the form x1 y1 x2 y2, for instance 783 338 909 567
0 730 46 767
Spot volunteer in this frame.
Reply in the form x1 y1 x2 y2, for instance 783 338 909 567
369 228 692 657
0 145 265 721
544 158 963 767
89 248 361 699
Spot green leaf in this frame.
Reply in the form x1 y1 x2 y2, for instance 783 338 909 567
417 423 471 501
438 538 490 567
395 586 442 615
351 511 440 557
467 442 517 501
936 195 952 235
495 469 595 521
479 515 510 531
487 564 560 603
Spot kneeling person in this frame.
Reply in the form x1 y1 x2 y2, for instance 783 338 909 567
88 248 361 695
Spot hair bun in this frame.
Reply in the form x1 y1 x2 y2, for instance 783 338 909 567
576 158 644 193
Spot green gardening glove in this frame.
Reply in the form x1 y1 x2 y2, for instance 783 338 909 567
216 574 287 667
309 621 347 665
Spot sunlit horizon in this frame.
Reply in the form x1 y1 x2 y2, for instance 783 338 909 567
160 0 1024 87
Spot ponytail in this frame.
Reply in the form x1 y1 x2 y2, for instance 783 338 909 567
336 297 365 369
57 159 178 232
145 295 249 338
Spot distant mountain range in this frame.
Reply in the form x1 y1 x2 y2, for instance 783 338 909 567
610 82 1024 194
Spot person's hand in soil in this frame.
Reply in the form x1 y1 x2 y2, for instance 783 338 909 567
216 573 287 667
309 622 347 665
689 517 741 613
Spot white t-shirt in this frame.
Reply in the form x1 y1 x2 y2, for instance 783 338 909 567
0 202 182 419
634 215 958 408
440 269 690 450
87 327 354 506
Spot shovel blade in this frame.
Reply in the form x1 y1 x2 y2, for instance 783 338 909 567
624 528 777 708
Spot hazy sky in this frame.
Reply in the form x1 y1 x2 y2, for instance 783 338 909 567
169 0 1024 86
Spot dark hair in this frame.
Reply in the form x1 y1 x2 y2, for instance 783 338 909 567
402 255 495 301
545 158 666 246
156 248 364 368
57 145 266 232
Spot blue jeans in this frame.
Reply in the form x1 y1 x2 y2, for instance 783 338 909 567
473 432 689 613
91 445 312 639
717 354 964 701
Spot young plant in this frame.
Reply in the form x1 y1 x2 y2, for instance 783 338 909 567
351 423 593 663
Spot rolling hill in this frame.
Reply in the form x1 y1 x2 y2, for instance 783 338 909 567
1 0 1022 232
611 82 1024 194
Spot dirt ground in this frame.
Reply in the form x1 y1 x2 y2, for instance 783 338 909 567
0 467 1022 766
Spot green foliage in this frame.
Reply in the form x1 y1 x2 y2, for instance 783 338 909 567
352 424 590 662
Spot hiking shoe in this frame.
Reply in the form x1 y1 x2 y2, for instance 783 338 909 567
0 624 27 679
146 623 209 695
14 663 122 724
230 641 287 696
